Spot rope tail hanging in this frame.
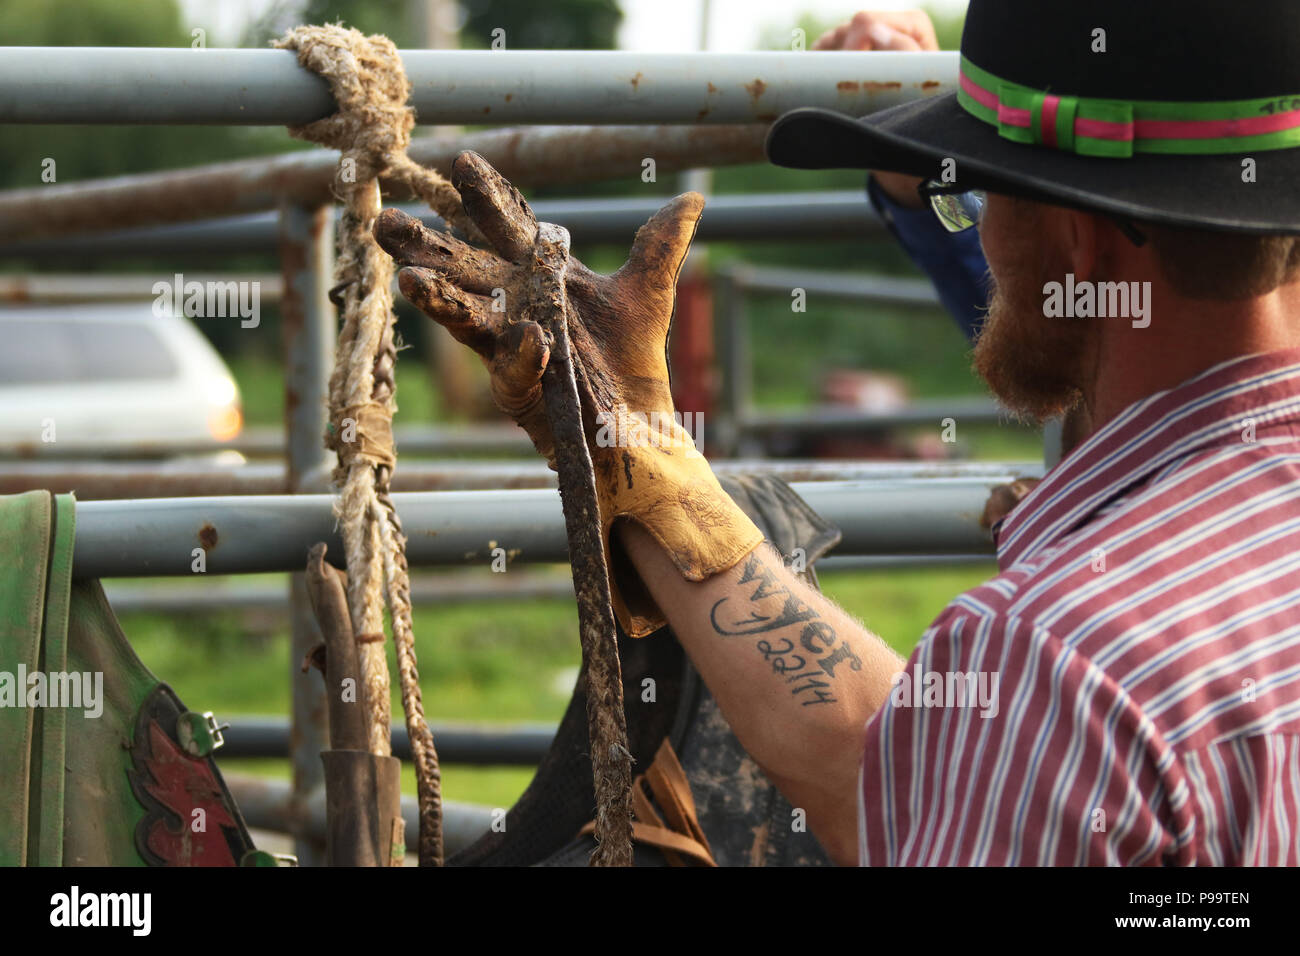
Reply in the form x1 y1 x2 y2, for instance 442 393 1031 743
275 24 469 867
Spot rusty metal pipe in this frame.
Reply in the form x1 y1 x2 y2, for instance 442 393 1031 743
0 125 769 243
281 202 335 866
0 191 885 261
0 48 956 125
217 717 556 765
224 774 493 857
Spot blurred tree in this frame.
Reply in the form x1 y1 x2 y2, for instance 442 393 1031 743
931 7 965 50
0 0 300 191
459 0 622 49
0 0 308 366
278 0 622 49
288 0 419 46
0 0 181 45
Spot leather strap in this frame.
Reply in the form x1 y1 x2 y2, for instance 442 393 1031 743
577 818 716 867
577 737 716 867
645 738 711 853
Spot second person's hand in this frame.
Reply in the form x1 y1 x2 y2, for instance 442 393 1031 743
813 10 940 208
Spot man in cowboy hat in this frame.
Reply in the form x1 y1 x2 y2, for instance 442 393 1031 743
377 0 1300 865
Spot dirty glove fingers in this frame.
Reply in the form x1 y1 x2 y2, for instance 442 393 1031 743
487 319 550 416
397 267 504 359
488 320 555 462
373 208 513 295
451 150 539 264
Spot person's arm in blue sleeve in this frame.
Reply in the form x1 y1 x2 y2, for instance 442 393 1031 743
866 173 991 344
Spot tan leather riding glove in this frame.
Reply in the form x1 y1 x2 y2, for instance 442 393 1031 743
374 151 763 637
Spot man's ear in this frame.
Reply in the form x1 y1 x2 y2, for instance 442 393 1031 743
1056 207 1099 283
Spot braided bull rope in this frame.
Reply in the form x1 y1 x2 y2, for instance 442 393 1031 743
528 222 635 866
276 24 635 866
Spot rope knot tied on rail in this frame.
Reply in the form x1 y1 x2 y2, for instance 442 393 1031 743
275 24 467 230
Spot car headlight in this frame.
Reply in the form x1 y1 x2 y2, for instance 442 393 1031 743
207 377 242 442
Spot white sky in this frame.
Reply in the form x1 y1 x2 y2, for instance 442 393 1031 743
178 0 969 49
177 0 269 46
621 0 968 51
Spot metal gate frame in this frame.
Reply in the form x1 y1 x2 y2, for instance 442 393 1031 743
0 47 1044 863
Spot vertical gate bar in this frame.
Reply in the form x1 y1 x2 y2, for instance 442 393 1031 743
279 202 336 865
282 203 337 491
715 270 750 458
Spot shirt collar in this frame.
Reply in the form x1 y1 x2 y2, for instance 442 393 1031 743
994 348 1300 569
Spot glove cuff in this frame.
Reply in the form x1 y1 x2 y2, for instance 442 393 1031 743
593 414 764 637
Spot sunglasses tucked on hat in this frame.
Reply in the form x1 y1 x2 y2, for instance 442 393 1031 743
766 0 1300 235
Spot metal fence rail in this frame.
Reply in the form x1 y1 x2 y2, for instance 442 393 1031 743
0 191 885 260
722 264 943 307
0 459 1041 497
68 475 1040 579
222 717 555 765
0 125 770 242
0 48 956 125
712 265 1008 454
225 774 493 857
741 400 1010 434
104 573 577 612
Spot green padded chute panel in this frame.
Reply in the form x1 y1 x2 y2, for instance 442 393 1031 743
0 491 257 866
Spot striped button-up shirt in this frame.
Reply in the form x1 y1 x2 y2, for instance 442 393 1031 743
859 348 1300 865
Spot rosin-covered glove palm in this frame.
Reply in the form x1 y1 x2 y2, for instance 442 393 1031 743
374 151 763 637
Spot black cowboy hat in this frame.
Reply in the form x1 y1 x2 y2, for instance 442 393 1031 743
766 0 1300 235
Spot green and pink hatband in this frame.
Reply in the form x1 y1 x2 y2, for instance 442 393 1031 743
957 54 1300 157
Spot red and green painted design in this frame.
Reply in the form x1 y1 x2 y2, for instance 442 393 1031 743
128 684 257 867
958 55 1300 157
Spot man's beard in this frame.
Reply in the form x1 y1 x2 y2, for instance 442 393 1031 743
972 245 1091 424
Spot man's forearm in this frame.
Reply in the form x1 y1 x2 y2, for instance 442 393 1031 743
617 520 904 865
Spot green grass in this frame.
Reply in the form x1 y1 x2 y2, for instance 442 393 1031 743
119 580 579 808
114 561 997 809
226 352 286 427
747 300 981 408
229 346 444 429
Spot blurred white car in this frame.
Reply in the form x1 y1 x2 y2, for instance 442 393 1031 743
0 304 243 455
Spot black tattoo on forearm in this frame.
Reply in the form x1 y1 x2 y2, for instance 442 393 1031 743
709 552 862 706
709 554 819 634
